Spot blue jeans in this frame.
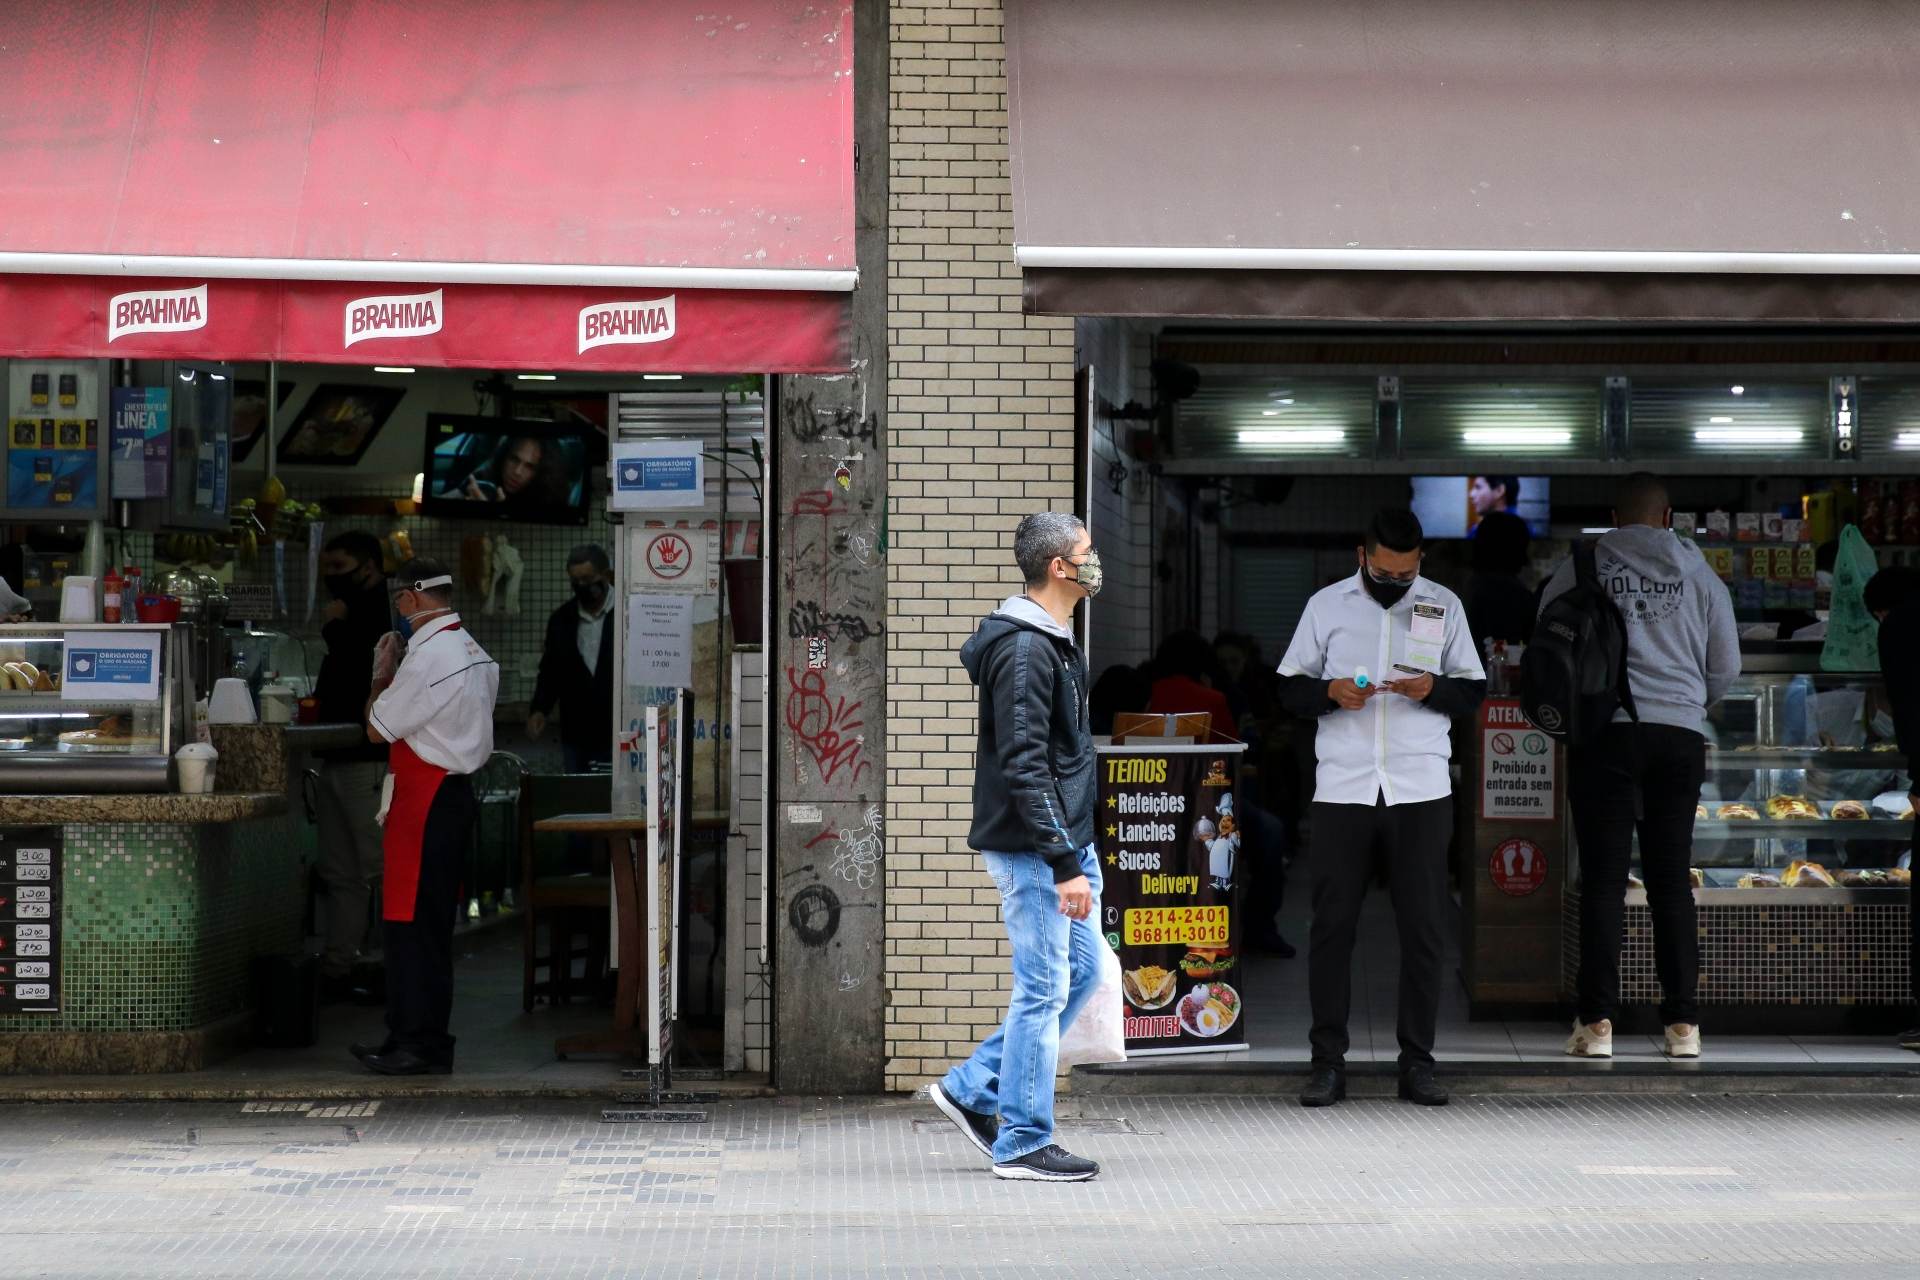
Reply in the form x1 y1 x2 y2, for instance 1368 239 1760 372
943 844 1104 1163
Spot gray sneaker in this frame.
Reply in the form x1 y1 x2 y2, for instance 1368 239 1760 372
992 1144 1099 1183
928 1083 998 1160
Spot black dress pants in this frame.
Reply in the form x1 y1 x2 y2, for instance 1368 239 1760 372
384 774 476 1063
1307 795 1453 1068
1568 723 1706 1027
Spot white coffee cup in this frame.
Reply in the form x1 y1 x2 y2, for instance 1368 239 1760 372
175 742 219 794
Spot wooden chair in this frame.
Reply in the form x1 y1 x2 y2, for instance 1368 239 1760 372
519 771 614 1011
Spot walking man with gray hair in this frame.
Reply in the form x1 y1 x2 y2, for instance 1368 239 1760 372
929 512 1107 1181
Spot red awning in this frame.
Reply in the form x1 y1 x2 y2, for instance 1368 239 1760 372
0 1 854 370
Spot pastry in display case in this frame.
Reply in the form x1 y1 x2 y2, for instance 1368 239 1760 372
0 622 185 792
1675 664 1914 893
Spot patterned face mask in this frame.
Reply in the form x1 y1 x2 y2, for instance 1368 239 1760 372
1066 549 1103 597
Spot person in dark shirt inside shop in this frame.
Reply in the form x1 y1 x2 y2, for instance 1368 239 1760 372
1465 510 1536 658
1865 566 1920 1053
312 530 393 1004
527 544 615 771
1145 630 1239 741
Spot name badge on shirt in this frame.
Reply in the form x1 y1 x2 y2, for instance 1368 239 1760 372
1402 600 1446 673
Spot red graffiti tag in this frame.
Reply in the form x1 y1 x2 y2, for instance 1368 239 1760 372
784 665 871 786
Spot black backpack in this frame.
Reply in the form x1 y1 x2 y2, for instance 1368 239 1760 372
1520 540 1638 744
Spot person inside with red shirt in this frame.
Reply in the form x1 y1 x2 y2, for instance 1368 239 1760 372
1146 630 1238 741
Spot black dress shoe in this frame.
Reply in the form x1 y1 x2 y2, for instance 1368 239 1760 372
349 1040 394 1061
1398 1065 1449 1106
1250 929 1297 958
356 1047 452 1076
1299 1066 1346 1107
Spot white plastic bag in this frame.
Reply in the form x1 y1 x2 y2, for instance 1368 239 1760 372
1058 942 1127 1067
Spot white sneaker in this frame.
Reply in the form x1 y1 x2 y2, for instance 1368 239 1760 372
1663 1023 1702 1058
1564 1018 1613 1058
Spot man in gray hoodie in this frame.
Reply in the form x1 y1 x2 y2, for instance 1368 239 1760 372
927 512 1106 1183
1541 474 1740 1060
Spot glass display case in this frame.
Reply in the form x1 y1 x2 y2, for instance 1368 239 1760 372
1682 662 1913 891
0 622 185 792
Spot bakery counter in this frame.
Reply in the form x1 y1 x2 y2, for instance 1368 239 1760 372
1 736 312 1074
0 791 286 826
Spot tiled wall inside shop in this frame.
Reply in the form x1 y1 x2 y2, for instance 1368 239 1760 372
1563 890 1913 1007
3 814 308 1036
884 0 1081 1091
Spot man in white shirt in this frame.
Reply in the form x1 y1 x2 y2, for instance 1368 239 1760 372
1276 509 1486 1108
353 558 500 1076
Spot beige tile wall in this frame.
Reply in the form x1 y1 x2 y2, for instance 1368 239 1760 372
884 0 1080 1091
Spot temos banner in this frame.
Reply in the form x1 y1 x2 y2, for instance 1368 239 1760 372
1096 743 1248 1055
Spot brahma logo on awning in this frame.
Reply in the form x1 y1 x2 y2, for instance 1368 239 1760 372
578 295 677 352
344 288 443 347
108 285 208 342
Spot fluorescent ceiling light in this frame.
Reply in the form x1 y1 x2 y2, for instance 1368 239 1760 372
373 366 415 374
1273 397 1294 405
643 373 683 381
1895 430 1920 448
1708 415 1734 424
1461 427 1573 446
1694 427 1803 444
1261 409 1281 417
1237 428 1345 446
1581 527 1617 535
209 373 227 381
517 373 557 381
1730 385 1746 395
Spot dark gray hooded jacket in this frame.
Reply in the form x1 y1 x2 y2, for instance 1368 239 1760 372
959 595 1095 882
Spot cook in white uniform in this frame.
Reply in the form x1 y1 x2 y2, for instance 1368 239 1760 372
353 557 499 1076
1275 508 1485 1109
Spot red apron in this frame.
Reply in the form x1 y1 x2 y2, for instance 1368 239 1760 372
382 737 449 922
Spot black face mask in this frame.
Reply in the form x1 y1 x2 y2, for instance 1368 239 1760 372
324 571 363 601
1360 566 1414 610
573 579 607 608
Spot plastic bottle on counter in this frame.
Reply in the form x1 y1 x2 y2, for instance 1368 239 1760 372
122 565 143 621
102 569 124 623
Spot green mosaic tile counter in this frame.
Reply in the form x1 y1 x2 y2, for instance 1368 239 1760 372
1 809 312 1073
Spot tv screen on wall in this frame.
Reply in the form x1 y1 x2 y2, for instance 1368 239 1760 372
1410 474 1551 539
419 414 589 525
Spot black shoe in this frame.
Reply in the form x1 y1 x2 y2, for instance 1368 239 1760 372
1250 929 1297 958
1898 1027 1920 1052
928 1083 999 1160
1398 1065 1450 1106
991 1144 1098 1182
348 1040 395 1061
1299 1066 1346 1107
356 1047 452 1076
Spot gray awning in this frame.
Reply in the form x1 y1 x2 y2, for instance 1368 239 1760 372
1006 0 1920 322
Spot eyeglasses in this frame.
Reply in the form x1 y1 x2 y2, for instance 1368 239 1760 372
1364 557 1419 586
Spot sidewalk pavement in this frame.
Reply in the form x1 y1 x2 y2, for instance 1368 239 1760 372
3 1091 1916 1278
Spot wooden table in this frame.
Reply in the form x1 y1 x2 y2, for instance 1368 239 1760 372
533 811 649 1059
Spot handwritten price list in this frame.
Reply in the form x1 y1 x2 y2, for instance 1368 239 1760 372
0 828 62 1013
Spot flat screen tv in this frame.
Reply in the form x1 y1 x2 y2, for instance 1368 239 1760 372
420 414 589 524
1410 474 1551 539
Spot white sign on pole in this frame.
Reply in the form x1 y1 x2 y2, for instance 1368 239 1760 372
627 593 695 690
610 439 705 510
1480 700 1556 821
